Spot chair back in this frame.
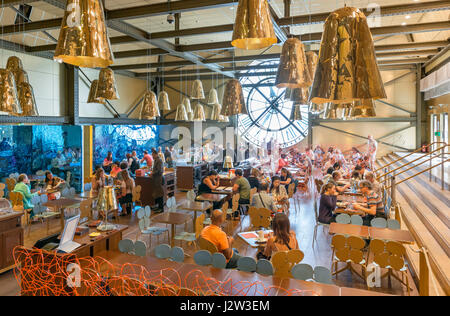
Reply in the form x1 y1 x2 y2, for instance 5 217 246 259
118 239 135 254
370 217 387 228
332 234 366 265
132 185 142 203
193 250 212 266
166 196 177 212
84 183 92 192
170 246 185 262
231 193 240 212
195 213 205 238
186 190 196 202
370 239 406 271
6 178 16 192
134 241 147 257
237 257 257 272
10 191 24 209
271 249 304 278
248 207 272 229
256 259 274 276
336 213 351 224
313 266 333 284
211 253 227 269
387 219 400 230
0 183 5 198
350 215 363 226
291 263 314 281
287 183 296 198
154 244 171 259
198 236 218 253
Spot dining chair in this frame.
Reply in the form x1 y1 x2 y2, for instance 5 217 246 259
370 217 387 228
132 185 142 207
193 250 212 266
134 240 147 257
119 239 135 254
154 244 171 259
137 206 169 249
248 207 272 231
350 215 363 226
271 249 304 278
312 198 329 248
211 253 227 269
313 266 333 284
174 213 204 249
186 190 196 202
237 257 257 272
170 246 185 262
387 219 401 230
256 259 274 276
336 213 351 224
84 183 92 192
291 263 314 281
331 234 367 281
198 236 219 254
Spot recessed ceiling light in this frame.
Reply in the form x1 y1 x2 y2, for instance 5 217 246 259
405 15 411 19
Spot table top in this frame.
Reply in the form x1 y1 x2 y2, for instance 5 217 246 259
178 200 212 212
74 224 128 248
43 198 81 208
329 223 414 244
152 212 192 225
337 194 366 204
211 186 233 194
238 230 272 248
196 193 228 203
0 209 23 221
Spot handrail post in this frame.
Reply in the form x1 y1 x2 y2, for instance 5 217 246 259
429 149 432 182
391 176 396 206
419 248 429 296
441 147 445 190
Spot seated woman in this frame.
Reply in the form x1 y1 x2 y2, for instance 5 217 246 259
270 176 288 211
247 168 261 190
352 180 386 226
118 168 135 215
13 174 40 217
322 167 334 184
280 168 294 192
251 182 277 213
261 213 299 260
318 182 338 224
44 171 65 196
198 170 219 194
90 168 106 199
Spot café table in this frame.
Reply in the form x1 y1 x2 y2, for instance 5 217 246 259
196 193 228 204
329 223 414 244
177 200 212 231
152 212 192 247
238 230 273 249
211 186 233 194
43 197 82 229
329 223 370 239
337 194 366 204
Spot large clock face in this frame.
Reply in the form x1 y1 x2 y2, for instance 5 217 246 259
238 66 309 149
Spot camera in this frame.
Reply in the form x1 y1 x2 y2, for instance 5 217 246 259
167 13 175 24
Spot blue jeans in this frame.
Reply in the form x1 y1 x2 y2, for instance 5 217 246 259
226 249 241 269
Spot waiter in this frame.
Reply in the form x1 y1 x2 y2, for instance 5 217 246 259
367 135 378 170
151 148 165 213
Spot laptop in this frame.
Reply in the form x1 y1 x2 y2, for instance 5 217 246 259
56 215 81 253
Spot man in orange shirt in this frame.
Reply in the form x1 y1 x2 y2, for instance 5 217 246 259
200 209 241 268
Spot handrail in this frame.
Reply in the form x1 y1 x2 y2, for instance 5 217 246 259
374 142 447 173
386 157 450 188
378 144 449 183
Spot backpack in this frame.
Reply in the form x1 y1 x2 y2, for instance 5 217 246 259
130 157 140 173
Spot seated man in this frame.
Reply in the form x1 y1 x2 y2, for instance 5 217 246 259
327 171 350 194
200 209 241 269
251 182 277 213
365 171 382 197
352 180 386 226
232 168 251 216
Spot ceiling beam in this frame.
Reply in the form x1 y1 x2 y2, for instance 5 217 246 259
376 49 439 58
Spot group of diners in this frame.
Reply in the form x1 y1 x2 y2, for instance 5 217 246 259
102 146 176 175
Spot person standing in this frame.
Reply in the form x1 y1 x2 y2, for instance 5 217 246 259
368 135 378 170
164 147 173 168
103 152 113 173
141 150 153 168
151 148 165 213
118 168 135 215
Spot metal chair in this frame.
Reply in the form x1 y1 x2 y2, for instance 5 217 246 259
256 259 274 276
193 250 212 266
237 257 257 272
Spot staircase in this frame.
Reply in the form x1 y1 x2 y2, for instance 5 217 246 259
375 152 450 296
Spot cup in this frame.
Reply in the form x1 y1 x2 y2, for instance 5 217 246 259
257 230 264 241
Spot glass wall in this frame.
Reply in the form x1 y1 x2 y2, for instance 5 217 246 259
0 125 83 192
93 125 159 168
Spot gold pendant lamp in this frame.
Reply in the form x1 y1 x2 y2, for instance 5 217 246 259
290 104 303 121
193 102 206 121
290 87 309 105
232 0 277 50
6 56 27 85
96 68 119 100
54 0 114 68
354 99 376 117
175 103 188 121
276 38 311 89
0 69 21 116
306 51 318 81
18 83 38 116
221 79 247 116
211 103 222 121
191 79 205 100
87 80 105 104
207 89 219 105
140 91 159 120
157 91 171 111
310 7 386 105
284 88 292 100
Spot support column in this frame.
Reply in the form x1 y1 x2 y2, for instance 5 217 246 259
66 65 79 125
83 125 93 188
416 64 424 149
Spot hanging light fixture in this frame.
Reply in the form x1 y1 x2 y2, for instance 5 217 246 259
284 88 292 100
6 56 27 85
175 103 188 121
190 79 205 100
87 79 105 104
310 6 386 105
211 103 222 121
18 83 38 116
290 87 309 104
54 0 114 68
290 104 303 121
157 91 171 111
192 102 206 121
221 79 247 116
305 51 318 81
96 68 119 100
207 89 219 105
140 91 160 120
231 0 276 50
276 38 311 89
354 99 376 117
0 69 21 116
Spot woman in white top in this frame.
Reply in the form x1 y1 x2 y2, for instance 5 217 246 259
270 176 288 211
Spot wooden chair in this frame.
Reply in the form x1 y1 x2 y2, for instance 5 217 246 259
331 234 367 281
287 182 297 213
0 183 5 198
248 207 272 231
0 198 11 209
132 185 142 207
271 249 304 279
6 178 16 194
198 236 219 254
79 198 92 223
369 239 411 295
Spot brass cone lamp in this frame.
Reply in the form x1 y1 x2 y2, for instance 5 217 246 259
221 79 247 116
290 87 309 104
193 102 206 121
96 68 119 100
18 82 38 116
223 156 234 169
354 99 376 117
6 56 27 85
187 111 194 122
97 186 118 231
54 0 114 68
175 103 188 121
310 7 386 105
191 79 205 100
157 91 171 111
183 97 192 114
290 104 303 121
284 88 292 100
231 0 277 50
87 79 105 104
306 51 318 81
211 103 222 121
0 69 21 115
140 91 160 120
207 89 219 105
276 38 312 89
